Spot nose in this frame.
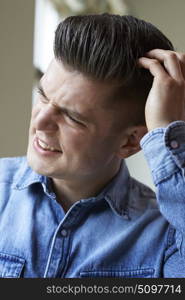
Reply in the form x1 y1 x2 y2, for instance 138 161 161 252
34 104 59 132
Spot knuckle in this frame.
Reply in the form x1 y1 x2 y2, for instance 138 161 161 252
177 79 185 88
150 59 160 66
164 78 185 90
180 53 185 62
163 77 175 88
166 51 177 60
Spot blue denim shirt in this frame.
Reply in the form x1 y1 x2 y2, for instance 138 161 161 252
0 121 185 278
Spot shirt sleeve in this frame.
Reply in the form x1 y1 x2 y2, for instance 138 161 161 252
140 121 185 257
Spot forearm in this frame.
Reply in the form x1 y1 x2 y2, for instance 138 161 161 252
141 121 185 234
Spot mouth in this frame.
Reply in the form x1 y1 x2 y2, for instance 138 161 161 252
38 138 61 152
34 137 62 155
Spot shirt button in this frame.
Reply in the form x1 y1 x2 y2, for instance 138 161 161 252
170 140 179 149
60 229 68 237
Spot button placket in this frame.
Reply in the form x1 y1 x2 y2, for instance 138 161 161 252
60 228 68 237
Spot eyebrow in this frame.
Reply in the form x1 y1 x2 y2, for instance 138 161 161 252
37 83 90 123
37 83 50 101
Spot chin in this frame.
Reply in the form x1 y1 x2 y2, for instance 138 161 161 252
27 150 45 175
27 153 62 178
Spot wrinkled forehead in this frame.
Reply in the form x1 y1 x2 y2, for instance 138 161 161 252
41 59 119 109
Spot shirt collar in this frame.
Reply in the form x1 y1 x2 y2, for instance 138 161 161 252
78 160 131 218
13 158 131 217
12 158 45 189
101 160 131 218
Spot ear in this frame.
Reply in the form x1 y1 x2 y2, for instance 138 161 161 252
116 126 148 159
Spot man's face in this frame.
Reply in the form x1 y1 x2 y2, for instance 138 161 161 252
27 59 125 182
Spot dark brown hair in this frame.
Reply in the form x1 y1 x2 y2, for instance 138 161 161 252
54 14 174 126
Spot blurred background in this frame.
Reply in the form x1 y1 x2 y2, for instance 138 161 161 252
1 0 185 190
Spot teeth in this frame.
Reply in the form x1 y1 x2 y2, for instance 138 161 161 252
38 139 57 152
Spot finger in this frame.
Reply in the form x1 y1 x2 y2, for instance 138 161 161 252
176 53 185 80
138 57 169 80
146 49 184 81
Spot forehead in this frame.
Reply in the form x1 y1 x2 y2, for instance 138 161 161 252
41 59 116 109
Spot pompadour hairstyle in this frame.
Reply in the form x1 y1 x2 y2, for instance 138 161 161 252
54 14 174 126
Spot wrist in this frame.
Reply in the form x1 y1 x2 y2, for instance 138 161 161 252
146 120 176 132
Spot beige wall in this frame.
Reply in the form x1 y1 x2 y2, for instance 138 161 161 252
128 0 185 52
0 0 35 157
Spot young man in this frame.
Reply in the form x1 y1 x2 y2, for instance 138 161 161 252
0 14 185 278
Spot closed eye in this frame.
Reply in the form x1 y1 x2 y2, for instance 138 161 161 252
36 83 87 127
66 114 84 126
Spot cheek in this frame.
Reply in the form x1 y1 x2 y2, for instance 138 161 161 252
60 126 91 153
31 103 41 119
29 105 40 131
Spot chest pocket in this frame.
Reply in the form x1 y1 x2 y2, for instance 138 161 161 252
0 252 25 278
80 268 154 278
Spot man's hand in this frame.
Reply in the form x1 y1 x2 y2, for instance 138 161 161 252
138 49 185 131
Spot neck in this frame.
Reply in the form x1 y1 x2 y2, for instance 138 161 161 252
51 161 121 212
